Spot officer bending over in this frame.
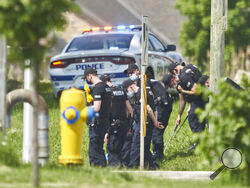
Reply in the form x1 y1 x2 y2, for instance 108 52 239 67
151 73 175 160
82 67 112 167
184 75 210 137
175 72 206 133
100 74 133 167
168 60 202 126
168 62 202 82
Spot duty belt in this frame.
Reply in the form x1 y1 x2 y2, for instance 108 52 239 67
88 117 109 128
109 119 121 134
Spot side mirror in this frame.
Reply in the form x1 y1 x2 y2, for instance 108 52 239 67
166 44 176 52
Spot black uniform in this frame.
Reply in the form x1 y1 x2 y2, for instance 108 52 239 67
106 86 130 167
151 81 173 160
178 73 197 103
128 84 156 169
178 72 206 132
181 64 202 83
89 82 111 167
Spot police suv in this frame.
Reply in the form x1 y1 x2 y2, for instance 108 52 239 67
49 25 177 98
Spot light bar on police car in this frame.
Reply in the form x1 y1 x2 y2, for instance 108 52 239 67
92 27 100 31
82 25 142 33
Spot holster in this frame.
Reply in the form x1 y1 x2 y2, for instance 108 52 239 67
108 119 120 134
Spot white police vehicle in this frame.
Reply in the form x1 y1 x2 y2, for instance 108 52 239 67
49 25 177 98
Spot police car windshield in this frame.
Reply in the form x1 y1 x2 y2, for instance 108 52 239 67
66 34 134 52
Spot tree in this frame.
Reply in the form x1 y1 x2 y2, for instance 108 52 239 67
175 0 250 73
0 0 77 186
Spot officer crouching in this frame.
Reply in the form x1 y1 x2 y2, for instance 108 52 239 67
100 74 133 167
82 67 112 167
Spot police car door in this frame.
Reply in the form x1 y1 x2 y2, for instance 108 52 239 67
148 34 169 80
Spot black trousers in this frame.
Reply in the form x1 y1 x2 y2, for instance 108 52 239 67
107 120 129 167
152 104 172 158
88 119 110 167
128 120 154 168
188 101 206 133
121 131 132 167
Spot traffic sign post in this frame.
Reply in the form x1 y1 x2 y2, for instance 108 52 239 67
140 16 149 170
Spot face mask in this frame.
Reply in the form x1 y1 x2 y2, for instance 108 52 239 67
86 76 92 85
130 74 138 81
86 80 92 85
127 91 135 98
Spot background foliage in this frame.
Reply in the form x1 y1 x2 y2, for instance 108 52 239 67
195 76 250 186
175 0 250 73
0 0 77 62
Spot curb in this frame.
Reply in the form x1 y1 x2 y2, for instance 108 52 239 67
113 171 213 180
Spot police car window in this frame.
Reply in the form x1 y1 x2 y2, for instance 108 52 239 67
66 34 134 52
148 40 154 51
139 37 155 51
149 34 166 52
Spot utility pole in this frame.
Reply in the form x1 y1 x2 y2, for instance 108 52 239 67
140 16 149 170
210 0 227 132
0 36 7 136
210 0 227 91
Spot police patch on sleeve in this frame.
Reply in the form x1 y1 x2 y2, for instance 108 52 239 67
185 69 193 74
94 95 101 99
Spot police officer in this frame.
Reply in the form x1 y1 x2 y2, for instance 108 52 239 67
168 61 202 83
123 64 141 81
122 79 163 169
123 64 155 123
124 64 159 164
181 75 210 135
166 52 202 127
82 67 112 167
124 64 160 168
100 74 133 167
198 75 210 88
152 73 175 160
175 72 206 133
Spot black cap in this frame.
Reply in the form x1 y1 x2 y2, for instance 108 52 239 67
82 67 97 79
123 64 139 75
198 75 209 85
122 79 134 90
162 73 173 87
168 63 177 74
100 74 111 82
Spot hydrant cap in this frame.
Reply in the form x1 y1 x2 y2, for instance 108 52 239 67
62 106 80 124
65 108 76 120
87 106 99 120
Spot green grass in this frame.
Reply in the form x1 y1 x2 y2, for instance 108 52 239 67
0 165 247 188
0 81 247 187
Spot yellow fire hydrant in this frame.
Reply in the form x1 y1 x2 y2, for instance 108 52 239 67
58 87 96 165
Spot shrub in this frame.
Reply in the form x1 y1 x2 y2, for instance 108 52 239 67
195 75 250 186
